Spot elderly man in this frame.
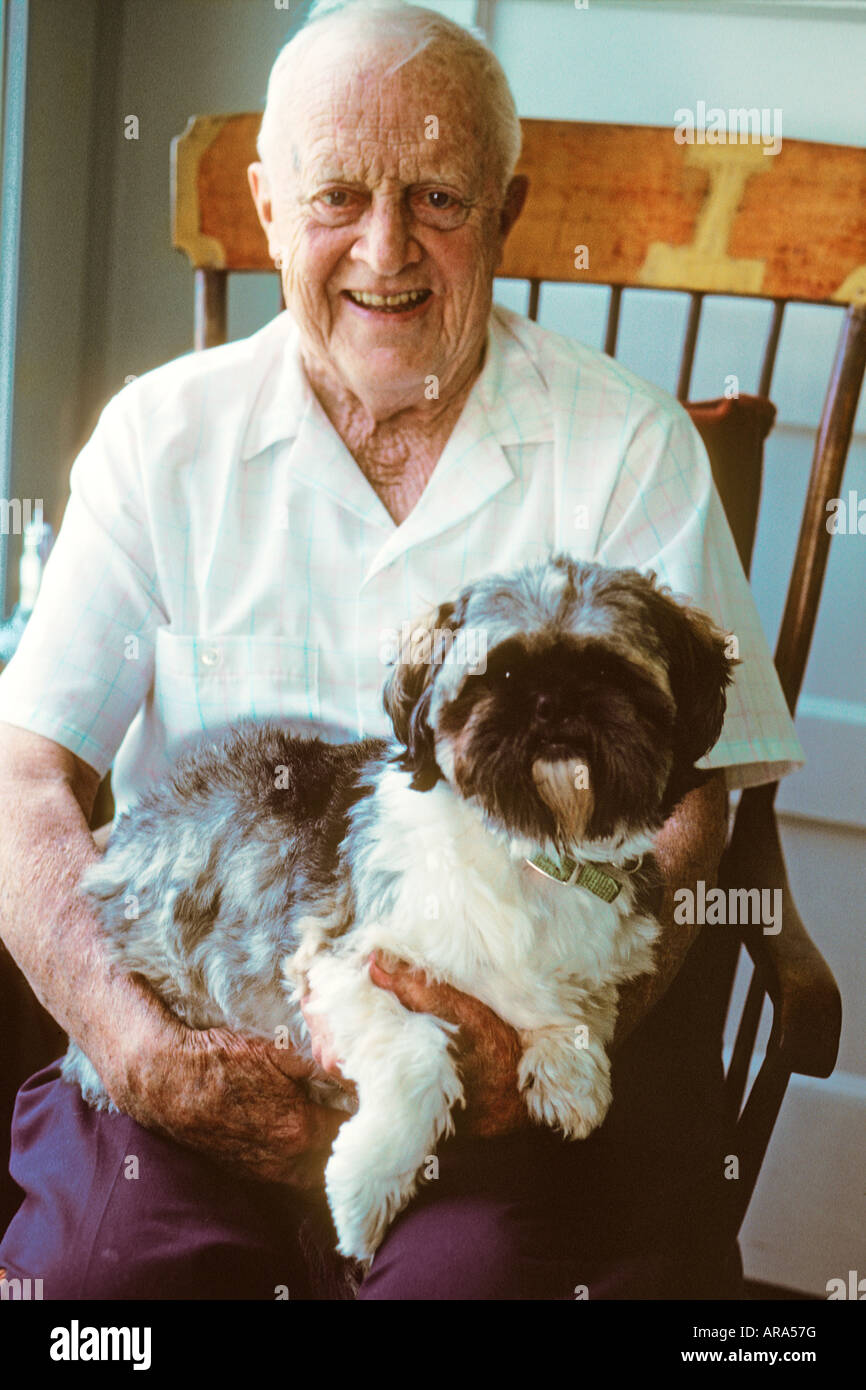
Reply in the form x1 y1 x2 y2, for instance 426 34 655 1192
0 0 800 1300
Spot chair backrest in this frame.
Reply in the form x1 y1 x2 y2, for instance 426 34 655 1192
172 114 866 727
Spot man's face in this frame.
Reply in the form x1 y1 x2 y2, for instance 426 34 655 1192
249 46 522 412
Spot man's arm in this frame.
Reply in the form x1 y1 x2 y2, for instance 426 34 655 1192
611 770 729 1052
360 772 730 1133
0 722 342 1187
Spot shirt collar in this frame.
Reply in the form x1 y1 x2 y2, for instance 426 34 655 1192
239 303 554 465
360 311 556 578
239 311 311 463
474 304 555 447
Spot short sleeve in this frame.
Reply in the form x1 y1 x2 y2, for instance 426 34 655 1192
0 389 166 776
595 401 804 791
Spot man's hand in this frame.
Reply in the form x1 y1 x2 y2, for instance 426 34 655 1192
302 952 527 1139
105 1000 347 1190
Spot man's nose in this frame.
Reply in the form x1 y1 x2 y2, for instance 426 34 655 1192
352 195 421 276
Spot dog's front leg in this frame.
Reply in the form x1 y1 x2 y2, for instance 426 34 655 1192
304 951 464 1262
518 1018 613 1141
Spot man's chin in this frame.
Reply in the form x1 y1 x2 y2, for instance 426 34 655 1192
329 348 444 410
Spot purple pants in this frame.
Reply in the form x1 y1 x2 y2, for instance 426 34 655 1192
0 1054 740 1300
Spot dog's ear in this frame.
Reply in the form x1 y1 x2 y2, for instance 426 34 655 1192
646 584 738 804
382 600 460 791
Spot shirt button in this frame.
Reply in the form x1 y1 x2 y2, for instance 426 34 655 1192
200 646 221 668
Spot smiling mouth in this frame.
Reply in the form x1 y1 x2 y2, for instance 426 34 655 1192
343 289 432 313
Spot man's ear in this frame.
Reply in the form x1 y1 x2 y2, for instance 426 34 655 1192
247 162 280 260
500 174 528 239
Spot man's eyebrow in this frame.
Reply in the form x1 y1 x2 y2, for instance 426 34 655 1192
411 173 475 188
308 169 477 191
312 170 364 184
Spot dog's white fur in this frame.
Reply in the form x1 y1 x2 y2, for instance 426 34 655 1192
286 765 658 1259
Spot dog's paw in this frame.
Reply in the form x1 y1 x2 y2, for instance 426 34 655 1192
518 1035 611 1140
521 1074 604 1139
325 1151 414 1262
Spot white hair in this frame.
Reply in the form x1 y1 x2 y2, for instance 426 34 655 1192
257 0 522 195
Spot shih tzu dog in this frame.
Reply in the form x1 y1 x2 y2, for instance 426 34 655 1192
63 555 735 1262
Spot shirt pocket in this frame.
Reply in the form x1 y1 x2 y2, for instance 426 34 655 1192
153 628 320 753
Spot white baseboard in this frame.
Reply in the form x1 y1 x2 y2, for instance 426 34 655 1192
733 1065 866 1296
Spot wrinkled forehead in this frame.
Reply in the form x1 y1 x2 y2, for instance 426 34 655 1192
272 44 496 189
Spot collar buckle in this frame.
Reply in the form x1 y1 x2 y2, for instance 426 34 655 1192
527 853 621 903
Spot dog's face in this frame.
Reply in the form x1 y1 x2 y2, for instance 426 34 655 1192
383 556 736 849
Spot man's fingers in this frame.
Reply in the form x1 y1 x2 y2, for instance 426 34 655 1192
304 1098 349 1150
204 1026 320 1081
369 952 478 1033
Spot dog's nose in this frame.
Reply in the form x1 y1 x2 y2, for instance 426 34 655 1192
535 692 554 722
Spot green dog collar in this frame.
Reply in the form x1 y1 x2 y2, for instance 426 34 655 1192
527 853 621 903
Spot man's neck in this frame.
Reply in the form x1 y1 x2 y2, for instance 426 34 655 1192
301 350 485 525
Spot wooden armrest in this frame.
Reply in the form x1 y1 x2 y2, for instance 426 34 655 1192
719 783 841 1078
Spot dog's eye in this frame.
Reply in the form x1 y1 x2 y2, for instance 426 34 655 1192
503 670 511 680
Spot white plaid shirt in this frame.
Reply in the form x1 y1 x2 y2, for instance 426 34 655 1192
0 305 803 817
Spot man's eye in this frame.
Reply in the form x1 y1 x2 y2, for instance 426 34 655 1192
315 189 364 219
413 189 469 229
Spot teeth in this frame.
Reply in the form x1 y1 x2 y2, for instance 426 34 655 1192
347 290 428 307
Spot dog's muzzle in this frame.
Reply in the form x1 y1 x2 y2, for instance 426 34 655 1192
531 757 595 843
